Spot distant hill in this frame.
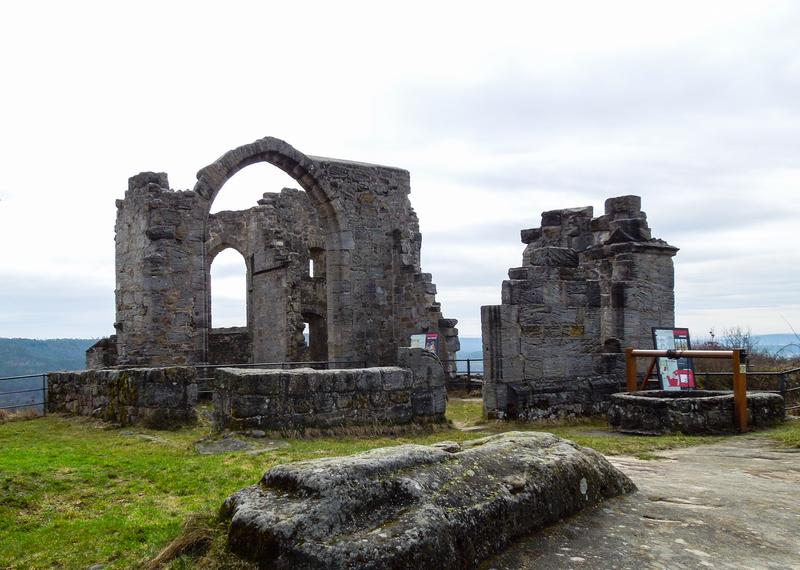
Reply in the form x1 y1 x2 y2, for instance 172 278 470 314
455 336 483 359
752 334 800 356
455 334 800 360
0 338 95 378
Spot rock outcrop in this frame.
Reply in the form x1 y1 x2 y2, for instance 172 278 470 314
221 431 635 569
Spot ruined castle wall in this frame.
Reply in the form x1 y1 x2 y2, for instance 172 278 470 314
482 196 677 420
47 367 197 428
207 327 252 365
312 158 455 368
114 173 207 366
109 138 458 371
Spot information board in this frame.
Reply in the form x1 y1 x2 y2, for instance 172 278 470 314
652 327 695 390
410 333 439 353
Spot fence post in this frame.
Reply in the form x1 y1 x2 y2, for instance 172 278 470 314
42 373 47 417
732 349 748 432
778 372 787 399
625 347 637 392
467 359 471 378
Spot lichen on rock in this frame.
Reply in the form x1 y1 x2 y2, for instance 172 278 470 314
221 431 635 569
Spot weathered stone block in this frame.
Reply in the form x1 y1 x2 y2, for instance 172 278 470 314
222 432 635 569
529 247 579 267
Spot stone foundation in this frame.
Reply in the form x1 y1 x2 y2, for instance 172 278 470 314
212 348 446 432
47 367 197 428
607 390 785 434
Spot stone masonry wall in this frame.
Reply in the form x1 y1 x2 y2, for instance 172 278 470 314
482 196 677 420
106 137 458 374
114 173 207 366
211 348 446 431
47 367 198 428
207 327 252 365
86 335 117 369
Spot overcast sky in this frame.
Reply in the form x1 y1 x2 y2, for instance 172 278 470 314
1 1 799 340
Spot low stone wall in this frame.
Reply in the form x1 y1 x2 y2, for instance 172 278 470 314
222 432 635 569
47 367 198 428
485 373 624 421
212 348 446 432
607 390 785 435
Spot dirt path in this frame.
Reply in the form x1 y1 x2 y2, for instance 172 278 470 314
483 438 800 569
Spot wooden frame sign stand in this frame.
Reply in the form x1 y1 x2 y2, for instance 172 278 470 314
624 348 749 432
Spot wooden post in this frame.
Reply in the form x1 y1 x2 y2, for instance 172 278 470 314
638 358 658 391
625 347 637 392
732 349 748 432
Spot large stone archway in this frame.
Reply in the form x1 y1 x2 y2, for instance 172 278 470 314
196 137 353 363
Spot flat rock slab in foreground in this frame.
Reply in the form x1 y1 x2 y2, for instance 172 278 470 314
484 436 800 569
221 431 635 569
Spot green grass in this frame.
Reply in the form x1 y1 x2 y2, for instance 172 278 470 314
1 401 797 569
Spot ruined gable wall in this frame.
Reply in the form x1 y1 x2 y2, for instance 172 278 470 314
482 195 677 420
110 138 457 370
313 158 458 370
115 173 207 366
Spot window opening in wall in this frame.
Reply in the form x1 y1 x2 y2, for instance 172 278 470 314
309 247 325 279
209 248 247 328
302 312 328 362
210 162 302 213
302 321 309 347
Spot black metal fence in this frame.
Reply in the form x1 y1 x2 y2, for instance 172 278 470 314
444 359 484 378
0 373 48 416
695 366 800 413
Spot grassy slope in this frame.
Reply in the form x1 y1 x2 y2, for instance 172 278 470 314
1 401 797 569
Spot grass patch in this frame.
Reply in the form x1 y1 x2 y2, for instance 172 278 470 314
1 399 796 569
752 416 800 448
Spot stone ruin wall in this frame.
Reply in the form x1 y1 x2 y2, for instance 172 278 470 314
212 348 446 432
482 195 677 419
102 137 459 374
47 367 198 428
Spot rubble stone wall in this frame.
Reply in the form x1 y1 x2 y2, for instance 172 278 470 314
207 328 252 365
607 390 785 434
86 335 117 369
212 348 446 431
47 367 197 428
482 196 678 420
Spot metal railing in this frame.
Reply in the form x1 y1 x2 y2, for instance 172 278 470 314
443 358 484 378
695 366 800 412
0 373 48 416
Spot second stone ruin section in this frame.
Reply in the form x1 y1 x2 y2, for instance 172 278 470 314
481 195 678 420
